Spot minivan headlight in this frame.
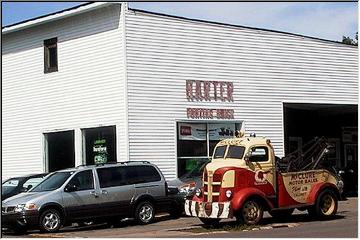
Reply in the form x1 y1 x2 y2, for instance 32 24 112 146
14 204 25 212
25 203 37 210
179 182 196 194
14 203 37 212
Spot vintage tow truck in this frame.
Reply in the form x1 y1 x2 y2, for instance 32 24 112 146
185 133 343 225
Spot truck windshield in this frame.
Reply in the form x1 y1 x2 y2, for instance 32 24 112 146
227 145 245 159
31 172 72 192
213 146 227 159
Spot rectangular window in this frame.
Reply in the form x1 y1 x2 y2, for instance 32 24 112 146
44 37 58 73
68 170 94 191
249 147 269 162
97 167 126 188
83 126 117 165
177 121 242 177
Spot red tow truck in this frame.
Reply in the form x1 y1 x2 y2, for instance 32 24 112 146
185 134 343 225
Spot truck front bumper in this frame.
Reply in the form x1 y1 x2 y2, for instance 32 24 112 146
184 200 233 219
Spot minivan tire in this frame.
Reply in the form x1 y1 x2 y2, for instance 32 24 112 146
39 209 62 233
135 201 155 225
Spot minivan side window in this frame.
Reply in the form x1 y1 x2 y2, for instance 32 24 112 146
68 170 94 191
97 167 127 188
125 166 161 184
135 166 161 183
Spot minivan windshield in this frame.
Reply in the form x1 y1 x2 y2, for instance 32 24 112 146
31 172 72 192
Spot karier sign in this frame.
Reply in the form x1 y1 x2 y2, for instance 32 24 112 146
186 80 233 102
186 80 235 119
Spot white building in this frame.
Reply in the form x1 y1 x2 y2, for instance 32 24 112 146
2 2 358 181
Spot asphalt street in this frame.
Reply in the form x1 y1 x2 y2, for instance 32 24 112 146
2 197 358 238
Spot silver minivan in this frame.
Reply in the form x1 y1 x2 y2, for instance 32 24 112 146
2 161 174 233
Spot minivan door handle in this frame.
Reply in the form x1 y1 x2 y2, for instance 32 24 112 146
101 190 108 195
90 190 99 198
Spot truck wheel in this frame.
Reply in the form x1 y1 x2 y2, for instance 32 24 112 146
135 201 155 224
39 209 62 233
269 208 294 219
310 190 338 218
237 199 263 225
199 218 220 226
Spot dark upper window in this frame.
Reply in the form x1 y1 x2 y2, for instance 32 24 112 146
67 170 94 191
249 147 269 162
44 37 58 73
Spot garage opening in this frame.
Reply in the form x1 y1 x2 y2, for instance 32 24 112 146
283 103 358 195
45 130 75 172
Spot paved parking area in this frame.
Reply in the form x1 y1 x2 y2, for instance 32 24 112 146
2 197 357 238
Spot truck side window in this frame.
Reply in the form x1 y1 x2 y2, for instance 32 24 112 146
249 147 269 162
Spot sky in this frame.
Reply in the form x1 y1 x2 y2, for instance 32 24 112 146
1 2 358 42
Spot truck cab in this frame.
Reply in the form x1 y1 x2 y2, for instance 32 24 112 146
185 135 341 225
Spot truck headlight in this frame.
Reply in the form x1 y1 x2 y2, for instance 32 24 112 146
226 190 232 198
337 180 344 193
195 188 202 197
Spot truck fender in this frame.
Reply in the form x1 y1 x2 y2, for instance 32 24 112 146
231 187 274 212
307 182 340 205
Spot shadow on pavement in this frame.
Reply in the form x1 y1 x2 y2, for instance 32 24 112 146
2 214 182 237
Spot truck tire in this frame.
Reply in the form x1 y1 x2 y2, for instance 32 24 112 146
237 199 263 225
199 218 220 226
309 190 338 219
135 201 155 225
269 208 294 220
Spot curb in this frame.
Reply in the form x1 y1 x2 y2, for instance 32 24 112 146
174 223 300 234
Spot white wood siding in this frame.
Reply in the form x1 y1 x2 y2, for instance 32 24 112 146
125 10 358 180
2 4 126 180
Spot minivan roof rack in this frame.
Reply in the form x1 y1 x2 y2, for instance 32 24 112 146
75 161 151 168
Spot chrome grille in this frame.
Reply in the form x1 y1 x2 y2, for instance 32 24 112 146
2 206 15 213
204 171 221 202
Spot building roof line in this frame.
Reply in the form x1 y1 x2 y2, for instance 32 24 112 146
2 2 357 47
128 7 357 47
2 2 115 34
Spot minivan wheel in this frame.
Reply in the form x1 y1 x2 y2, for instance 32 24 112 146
39 209 62 233
135 201 155 224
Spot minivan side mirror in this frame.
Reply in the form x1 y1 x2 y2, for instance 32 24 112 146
64 184 78 192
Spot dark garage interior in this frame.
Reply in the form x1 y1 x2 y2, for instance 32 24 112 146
46 130 75 172
283 103 358 195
